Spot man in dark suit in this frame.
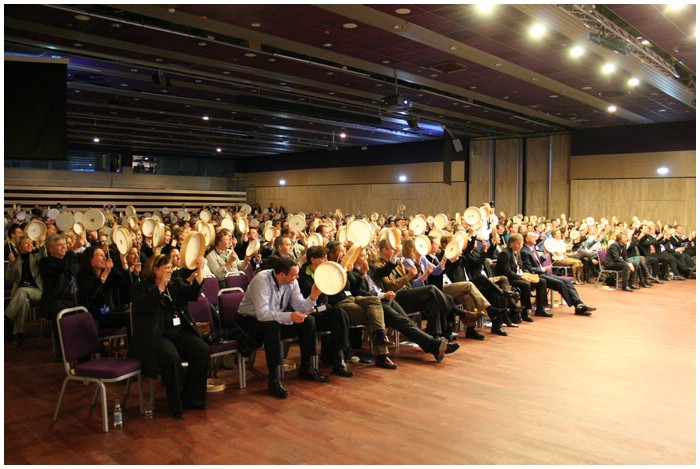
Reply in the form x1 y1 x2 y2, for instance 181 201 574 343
496 233 549 319
604 232 637 291
521 232 596 316
38 234 83 359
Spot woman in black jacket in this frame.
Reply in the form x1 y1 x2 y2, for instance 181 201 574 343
129 252 209 418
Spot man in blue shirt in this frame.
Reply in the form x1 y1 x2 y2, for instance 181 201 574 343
238 256 328 399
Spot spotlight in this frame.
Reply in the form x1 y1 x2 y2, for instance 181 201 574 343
380 94 412 110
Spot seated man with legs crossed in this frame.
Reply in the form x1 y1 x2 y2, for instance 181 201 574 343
237 256 329 399
520 232 596 316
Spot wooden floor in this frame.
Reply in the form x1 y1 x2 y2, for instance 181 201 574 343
4 280 696 465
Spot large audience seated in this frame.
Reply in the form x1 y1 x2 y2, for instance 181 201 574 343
4 201 696 414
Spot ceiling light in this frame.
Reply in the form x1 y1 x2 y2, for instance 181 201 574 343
339 132 347 139
74 14 90 21
251 22 261 28
216 147 222 153
570 46 584 58
602 63 616 74
475 4 495 14
393 25 402 30
628 77 640 87
279 179 286 186
323 43 333 48
92 137 100 143
607 105 617 113
343 23 357 29
398 175 407 182
530 24 546 39
657 166 669 175
641 39 651 45
244 53 257 58
202 116 209 121
395 8 411 15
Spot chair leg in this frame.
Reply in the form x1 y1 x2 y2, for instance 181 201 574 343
98 382 109 433
238 354 247 389
52 378 70 422
92 384 100 407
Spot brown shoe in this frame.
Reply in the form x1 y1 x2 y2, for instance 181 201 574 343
461 311 484 323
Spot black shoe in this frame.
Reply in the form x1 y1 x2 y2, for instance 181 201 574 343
629 284 640 290
375 355 398 369
486 305 508 320
503 289 520 300
332 358 354 377
465 327 485 340
298 367 329 382
639 282 652 288
574 305 592 316
268 379 290 399
652 277 665 284
491 324 508 336
621 286 635 292
445 342 460 354
12 333 24 347
374 333 393 346
674 276 687 281
534 309 553 317
508 309 522 324
501 313 518 327
431 338 448 363
520 312 534 322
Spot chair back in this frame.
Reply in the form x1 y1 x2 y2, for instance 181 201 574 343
57 307 100 366
188 294 214 327
218 287 245 328
243 262 255 283
597 248 608 265
225 271 249 290
201 275 220 305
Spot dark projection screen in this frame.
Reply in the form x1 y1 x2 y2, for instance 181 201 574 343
4 58 68 160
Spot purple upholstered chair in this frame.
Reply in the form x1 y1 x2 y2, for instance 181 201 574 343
53 306 143 433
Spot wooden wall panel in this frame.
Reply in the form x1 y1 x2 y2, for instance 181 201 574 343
570 177 696 230
525 136 549 217
570 151 695 179
252 182 466 217
468 140 492 207
494 139 520 217
550 134 571 219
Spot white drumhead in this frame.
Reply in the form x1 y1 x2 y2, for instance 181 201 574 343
236 216 249 234
47 208 60 220
409 217 427 235
289 214 306 233
141 218 157 237
315 261 347 296
429 228 445 239
181 231 206 269
56 211 75 232
342 245 362 271
586 216 595 226
263 225 279 242
543 237 561 254
200 222 215 247
112 227 133 255
414 235 430 256
221 218 234 231
433 213 449 229
245 239 260 257
346 219 372 248
370 212 379 222
82 209 105 231
125 205 136 218
569 229 580 241
444 239 461 260
306 232 324 247
240 204 252 215
337 226 347 244
26 220 47 241
454 230 469 249
199 209 212 223
463 207 481 225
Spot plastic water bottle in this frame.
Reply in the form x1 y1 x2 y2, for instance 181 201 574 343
113 398 123 428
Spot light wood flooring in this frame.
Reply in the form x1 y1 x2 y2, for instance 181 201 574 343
4 279 696 465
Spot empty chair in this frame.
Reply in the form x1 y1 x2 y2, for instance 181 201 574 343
217 287 251 387
595 248 620 290
53 306 143 433
243 262 255 283
225 271 249 290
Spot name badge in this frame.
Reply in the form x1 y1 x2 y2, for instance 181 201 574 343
317 304 327 312
173 317 181 326
344 290 351 296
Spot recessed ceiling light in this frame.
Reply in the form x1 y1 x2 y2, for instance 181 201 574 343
216 147 222 153
339 132 347 138
251 22 261 28
280 82 286 86
73 43 83 47
154 58 163 62
475 4 495 14
628 77 640 87
92 137 100 143
268 58 277 62
657 166 669 175
549 95 559 98
74 14 90 21
570 46 584 58
602 63 615 74
530 23 546 38
382 60 391 64
244 53 257 58
343 23 358 29
393 24 402 30
323 43 333 48
641 39 650 45
395 8 411 15
326 71 334 75
582 86 593 90
222 71 230 75
197 41 207 47
450 45 458 51
202 116 209 121
111 22 121 28
607 105 617 113
279 179 286 186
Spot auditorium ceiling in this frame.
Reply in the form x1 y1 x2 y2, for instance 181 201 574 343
4 4 696 160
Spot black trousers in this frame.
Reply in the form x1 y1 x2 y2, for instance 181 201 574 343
238 314 317 372
509 279 547 310
158 332 210 413
396 285 456 338
540 274 581 307
469 273 502 305
311 306 351 357
604 261 636 286
381 299 437 354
